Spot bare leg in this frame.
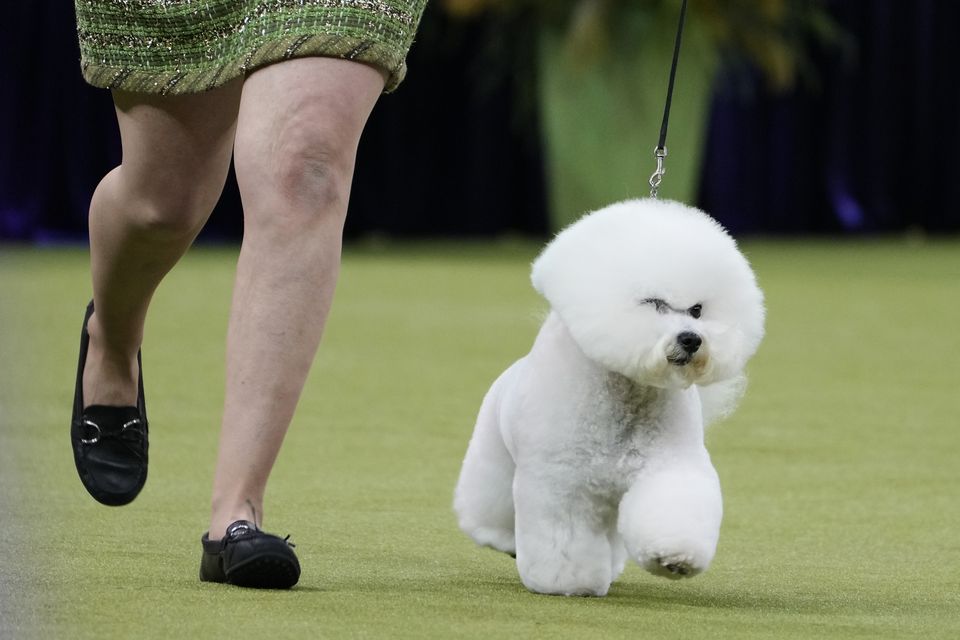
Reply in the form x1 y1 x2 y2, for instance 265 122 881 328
84 82 242 407
207 58 384 538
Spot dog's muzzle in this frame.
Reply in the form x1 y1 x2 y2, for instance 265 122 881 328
667 331 702 366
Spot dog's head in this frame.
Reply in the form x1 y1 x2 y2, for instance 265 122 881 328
531 199 764 388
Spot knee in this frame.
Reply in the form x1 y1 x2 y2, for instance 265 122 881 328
133 189 222 239
273 137 353 213
234 121 357 235
118 166 227 239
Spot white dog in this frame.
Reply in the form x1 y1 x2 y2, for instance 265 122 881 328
454 198 765 596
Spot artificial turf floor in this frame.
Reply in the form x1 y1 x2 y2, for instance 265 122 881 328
1 239 958 639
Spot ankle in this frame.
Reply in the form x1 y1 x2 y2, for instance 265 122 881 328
209 497 264 541
82 313 140 407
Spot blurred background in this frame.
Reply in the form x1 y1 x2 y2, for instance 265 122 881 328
2 6 959 636
1 0 959 242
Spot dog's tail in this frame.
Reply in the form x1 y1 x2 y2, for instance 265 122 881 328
696 375 747 428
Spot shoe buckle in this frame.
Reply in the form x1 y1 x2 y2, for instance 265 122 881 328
80 419 101 445
80 417 141 445
120 418 145 445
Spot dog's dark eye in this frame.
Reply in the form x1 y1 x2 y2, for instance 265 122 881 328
688 304 703 319
642 298 668 313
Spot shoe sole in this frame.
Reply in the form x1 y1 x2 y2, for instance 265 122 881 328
225 552 300 589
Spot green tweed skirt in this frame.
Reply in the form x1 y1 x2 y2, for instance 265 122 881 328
75 0 427 95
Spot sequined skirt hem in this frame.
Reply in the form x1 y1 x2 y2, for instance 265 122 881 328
80 34 408 95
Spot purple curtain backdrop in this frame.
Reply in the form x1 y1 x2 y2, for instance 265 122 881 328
701 0 960 234
1 1 958 242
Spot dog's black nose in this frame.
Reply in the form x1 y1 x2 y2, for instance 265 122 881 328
677 331 702 354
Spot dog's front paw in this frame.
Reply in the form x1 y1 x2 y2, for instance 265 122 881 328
626 526 719 580
518 557 612 597
618 464 723 580
638 548 709 580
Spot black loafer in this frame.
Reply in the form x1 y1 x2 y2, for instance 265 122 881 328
70 301 149 506
200 520 301 589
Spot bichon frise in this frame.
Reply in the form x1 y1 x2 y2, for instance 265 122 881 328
454 198 765 596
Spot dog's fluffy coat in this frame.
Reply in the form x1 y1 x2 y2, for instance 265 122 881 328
454 199 765 596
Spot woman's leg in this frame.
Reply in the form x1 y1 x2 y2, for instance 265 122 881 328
207 58 385 538
83 81 242 408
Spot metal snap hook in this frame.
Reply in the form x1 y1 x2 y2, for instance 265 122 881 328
649 146 667 198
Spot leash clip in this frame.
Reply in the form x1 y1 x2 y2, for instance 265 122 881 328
649 146 667 198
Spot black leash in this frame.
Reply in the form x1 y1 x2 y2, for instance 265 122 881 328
649 0 689 199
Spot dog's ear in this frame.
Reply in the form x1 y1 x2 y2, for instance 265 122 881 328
531 199 652 304
696 376 747 427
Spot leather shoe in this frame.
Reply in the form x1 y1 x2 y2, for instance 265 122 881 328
200 520 300 589
70 301 149 506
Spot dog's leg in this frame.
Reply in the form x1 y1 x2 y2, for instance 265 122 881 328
617 452 723 579
513 473 614 596
607 529 628 581
453 363 521 556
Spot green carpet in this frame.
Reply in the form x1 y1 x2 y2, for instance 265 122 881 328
1 239 958 639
